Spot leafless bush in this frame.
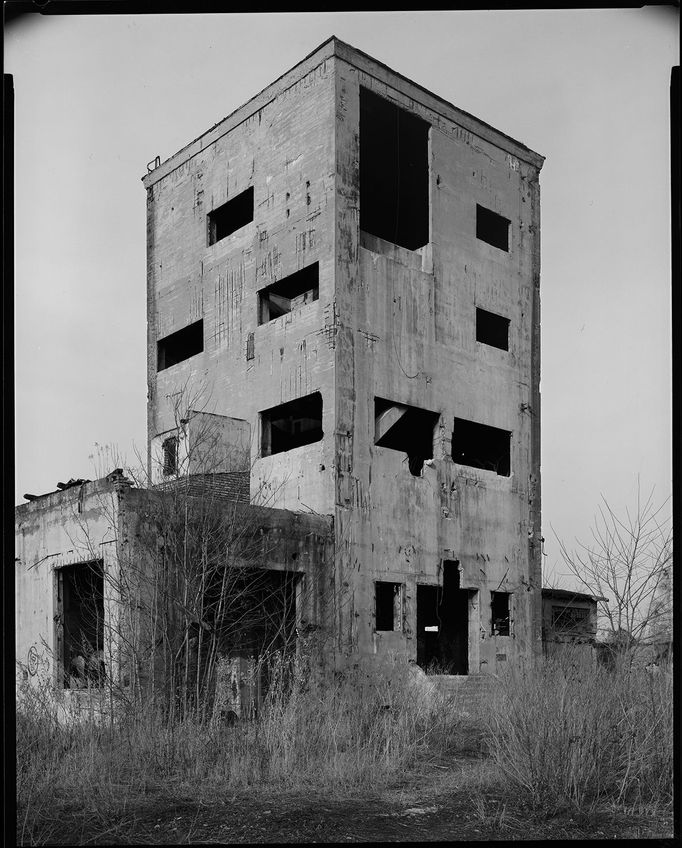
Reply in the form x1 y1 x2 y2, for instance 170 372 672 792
555 481 672 664
484 656 673 815
16 653 462 844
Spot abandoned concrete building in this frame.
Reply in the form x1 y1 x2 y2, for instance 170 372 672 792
17 37 570 712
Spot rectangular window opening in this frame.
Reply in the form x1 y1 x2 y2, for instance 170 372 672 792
551 605 589 632
476 307 510 351
162 435 178 476
476 204 510 252
208 186 254 246
258 263 319 325
417 562 471 674
374 397 439 476
56 561 105 689
360 87 430 251
452 417 511 476
261 392 323 457
491 591 511 636
375 581 402 631
157 320 204 371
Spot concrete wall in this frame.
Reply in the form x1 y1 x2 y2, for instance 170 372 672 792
15 480 125 690
150 412 250 485
145 53 338 514
16 478 335 704
333 51 543 671
142 39 544 674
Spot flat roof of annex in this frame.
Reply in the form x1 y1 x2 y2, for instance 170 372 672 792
142 36 544 190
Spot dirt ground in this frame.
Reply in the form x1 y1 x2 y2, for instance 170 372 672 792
38 754 672 845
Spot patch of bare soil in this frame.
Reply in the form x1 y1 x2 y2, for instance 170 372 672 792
37 756 673 845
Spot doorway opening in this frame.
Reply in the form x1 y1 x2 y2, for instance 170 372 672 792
416 561 472 674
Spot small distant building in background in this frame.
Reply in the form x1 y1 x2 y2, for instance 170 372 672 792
541 588 603 666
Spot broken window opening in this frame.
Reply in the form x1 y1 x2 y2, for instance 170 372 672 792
157 320 204 371
551 605 589 632
162 435 179 477
476 307 510 351
374 397 439 476
491 591 511 636
360 87 430 251
261 392 323 457
417 562 471 675
56 561 105 689
211 569 300 718
375 581 402 631
451 417 511 477
207 186 254 246
258 263 319 325
476 204 510 252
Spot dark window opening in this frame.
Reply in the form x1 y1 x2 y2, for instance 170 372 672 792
375 581 402 631
157 320 204 371
491 592 511 636
551 605 589 631
417 562 472 675
217 568 299 658
207 186 254 245
374 397 439 476
261 392 323 456
162 436 178 476
452 417 511 476
476 204 510 251
56 561 105 689
360 87 430 251
476 307 510 351
211 569 300 719
258 263 319 324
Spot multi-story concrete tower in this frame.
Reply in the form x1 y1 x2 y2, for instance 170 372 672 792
143 37 544 674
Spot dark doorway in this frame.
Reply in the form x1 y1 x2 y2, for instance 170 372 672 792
416 561 470 674
55 560 105 688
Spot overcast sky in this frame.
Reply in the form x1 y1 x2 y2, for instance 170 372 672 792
7 9 677 586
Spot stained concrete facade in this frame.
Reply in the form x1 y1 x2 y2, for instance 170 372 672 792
15 474 332 706
142 37 544 674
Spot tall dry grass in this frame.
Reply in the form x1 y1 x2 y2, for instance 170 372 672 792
16 655 456 845
484 656 673 815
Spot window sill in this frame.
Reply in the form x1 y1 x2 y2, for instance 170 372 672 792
360 231 432 274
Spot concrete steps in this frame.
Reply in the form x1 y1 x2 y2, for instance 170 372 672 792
428 673 500 713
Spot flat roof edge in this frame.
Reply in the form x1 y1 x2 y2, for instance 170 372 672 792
141 36 338 189
142 35 544 189
333 39 544 169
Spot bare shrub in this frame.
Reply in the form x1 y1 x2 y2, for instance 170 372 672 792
555 481 672 664
16 653 460 843
484 656 673 814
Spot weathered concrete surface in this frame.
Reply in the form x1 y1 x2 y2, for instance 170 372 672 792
333 46 543 671
141 37 544 675
15 477 333 701
144 51 337 514
15 478 129 700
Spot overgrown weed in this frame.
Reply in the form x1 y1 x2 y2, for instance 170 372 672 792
484 656 673 817
16 654 458 844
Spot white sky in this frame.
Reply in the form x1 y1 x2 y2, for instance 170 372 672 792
7 9 677 587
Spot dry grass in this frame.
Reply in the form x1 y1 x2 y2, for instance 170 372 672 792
16 655 456 844
484 657 673 815
16 654 673 844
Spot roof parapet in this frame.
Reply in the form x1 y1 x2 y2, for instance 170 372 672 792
141 35 543 189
